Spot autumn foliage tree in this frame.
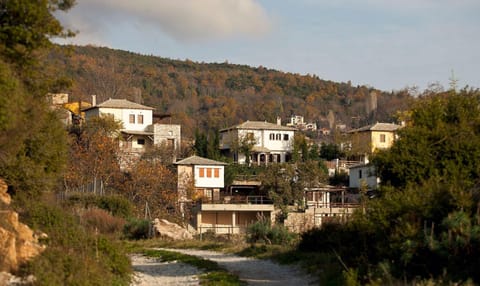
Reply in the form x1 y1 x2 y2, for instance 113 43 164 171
116 160 177 219
66 115 122 194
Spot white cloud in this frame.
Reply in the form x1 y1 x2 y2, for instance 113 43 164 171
56 0 271 44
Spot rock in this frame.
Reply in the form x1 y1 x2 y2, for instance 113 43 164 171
0 271 36 286
0 179 10 205
152 218 193 240
0 178 46 273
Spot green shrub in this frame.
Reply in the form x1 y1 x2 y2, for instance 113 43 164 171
246 220 271 244
18 200 131 285
246 220 295 245
96 195 133 218
123 218 150 240
268 224 296 245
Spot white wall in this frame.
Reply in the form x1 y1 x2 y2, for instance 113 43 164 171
89 107 152 131
194 165 225 188
349 165 378 189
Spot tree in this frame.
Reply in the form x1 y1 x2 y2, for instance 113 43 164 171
299 89 480 285
259 163 301 221
238 133 256 165
292 133 309 162
373 89 480 189
0 0 75 67
193 129 208 157
117 160 177 219
66 116 122 194
0 0 75 196
319 142 345 160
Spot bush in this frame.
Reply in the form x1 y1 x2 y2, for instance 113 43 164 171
268 224 296 245
123 218 150 240
82 208 126 234
67 193 133 218
246 220 271 244
246 220 296 245
18 200 131 285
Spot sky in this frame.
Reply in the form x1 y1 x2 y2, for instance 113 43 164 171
55 0 480 92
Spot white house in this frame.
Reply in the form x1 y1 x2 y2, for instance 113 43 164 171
174 155 227 203
219 120 296 164
286 115 317 131
83 98 155 151
175 155 275 234
83 98 181 167
348 163 379 190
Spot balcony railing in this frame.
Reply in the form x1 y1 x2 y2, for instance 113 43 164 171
200 195 273 205
307 201 360 209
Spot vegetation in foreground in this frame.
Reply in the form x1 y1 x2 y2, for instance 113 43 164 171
299 89 480 285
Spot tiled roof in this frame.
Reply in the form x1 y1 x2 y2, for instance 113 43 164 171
174 155 227 166
347 122 401 133
83 98 155 111
220 120 296 132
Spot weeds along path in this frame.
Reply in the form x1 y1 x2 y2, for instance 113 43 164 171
130 254 201 286
158 248 316 286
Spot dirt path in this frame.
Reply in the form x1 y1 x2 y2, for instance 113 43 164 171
157 248 316 286
130 254 201 286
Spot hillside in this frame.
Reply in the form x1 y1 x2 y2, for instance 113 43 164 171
49 45 412 138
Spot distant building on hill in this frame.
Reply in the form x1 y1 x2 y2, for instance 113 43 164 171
286 115 317 131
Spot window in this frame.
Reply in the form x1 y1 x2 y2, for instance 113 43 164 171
206 168 212 178
137 114 144 124
137 138 145 145
199 168 205 178
358 169 363 179
276 133 281 140
129 114 135 124
380 134 386 143
269 133 275 140
247 132 254 140
283 134 289 140
214 168 220 178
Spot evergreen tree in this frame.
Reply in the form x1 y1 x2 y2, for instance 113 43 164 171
0 0 75 195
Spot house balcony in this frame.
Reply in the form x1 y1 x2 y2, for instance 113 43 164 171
307 201 359 215
198 195 274 212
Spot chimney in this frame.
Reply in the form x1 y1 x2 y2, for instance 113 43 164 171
276 116 282 126
91 95 97 106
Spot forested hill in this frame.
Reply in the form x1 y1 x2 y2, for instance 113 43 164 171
49 45 412 138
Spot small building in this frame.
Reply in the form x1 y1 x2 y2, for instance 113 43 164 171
83 97 181 166
347 122 402 154
286 115 317 131
175 155 274 234
83 98 155 153
175 155 227 203
219 120 296 165
348 163 379 190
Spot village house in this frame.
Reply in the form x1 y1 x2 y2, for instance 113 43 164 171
347 122 402 190
347 122 402 154
175 155 274 234
284 186 359 231
82 97 181 165
219 120 296 165
349 161 379 190
286 114 317 131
